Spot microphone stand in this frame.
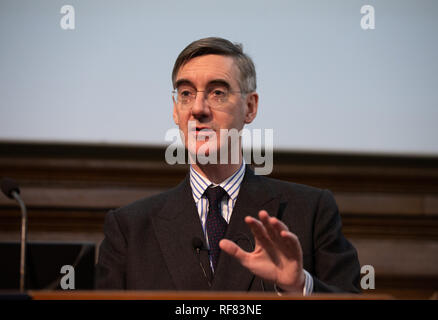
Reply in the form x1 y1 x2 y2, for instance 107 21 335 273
11 190 27 293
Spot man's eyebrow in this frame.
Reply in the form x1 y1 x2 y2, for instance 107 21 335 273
207 79 231 90
174 79 194 88
174 79 231 89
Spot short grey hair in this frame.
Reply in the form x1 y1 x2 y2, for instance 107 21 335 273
172 37 257 93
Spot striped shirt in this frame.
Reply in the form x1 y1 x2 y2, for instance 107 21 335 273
190 160 246 244
189 161 313 295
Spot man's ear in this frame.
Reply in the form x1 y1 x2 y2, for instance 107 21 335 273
244 92 259 124
173 99 179 125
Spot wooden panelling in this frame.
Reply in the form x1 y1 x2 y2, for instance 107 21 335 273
0 187 165 209
1 141 437 299
335 192 437 215
425 195 438 215
352 238 438 276
342 214 438 240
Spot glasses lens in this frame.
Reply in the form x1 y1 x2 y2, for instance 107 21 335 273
175 86 195 105
207 87 229 107
173 86 232 107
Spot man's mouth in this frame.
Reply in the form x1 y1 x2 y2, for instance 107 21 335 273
196 126 212 131
190 127 215 139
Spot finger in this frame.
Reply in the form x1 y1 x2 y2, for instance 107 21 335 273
270 216 289 232
219 239 251 265
259 211 284 244
278 230 303 260
244 216 273 249
262 213 302 261
259 211 291 256
270 217 290 245
244 216 279 263
259 211 303 262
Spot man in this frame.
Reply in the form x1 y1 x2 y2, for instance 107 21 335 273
96 37 360 294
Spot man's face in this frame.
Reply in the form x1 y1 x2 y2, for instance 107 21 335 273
173 54 258 159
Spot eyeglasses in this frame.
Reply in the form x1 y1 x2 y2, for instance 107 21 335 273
172 85 243 108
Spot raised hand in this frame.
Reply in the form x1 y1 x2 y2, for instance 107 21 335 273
219 210 305 292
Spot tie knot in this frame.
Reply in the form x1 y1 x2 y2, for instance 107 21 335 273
204 186 227 208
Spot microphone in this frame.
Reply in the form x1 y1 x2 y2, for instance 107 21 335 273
192 237 204 254
191 237 211 287
1 177 20 199
1 178 28 293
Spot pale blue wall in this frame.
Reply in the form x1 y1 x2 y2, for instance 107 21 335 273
1 0 437 155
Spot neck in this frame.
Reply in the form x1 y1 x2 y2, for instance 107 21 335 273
192 155 243 184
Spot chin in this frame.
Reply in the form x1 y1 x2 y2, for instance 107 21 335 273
186 140 222 164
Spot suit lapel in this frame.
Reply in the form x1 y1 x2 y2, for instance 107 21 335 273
211 166 282 291
152 166 288 291
151 175 211 290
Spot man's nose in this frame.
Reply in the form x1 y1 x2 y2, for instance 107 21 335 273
191 92 210 117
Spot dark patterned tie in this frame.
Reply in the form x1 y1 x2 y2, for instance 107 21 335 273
205 186 228 272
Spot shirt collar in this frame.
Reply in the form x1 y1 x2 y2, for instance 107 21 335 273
190 160 246 203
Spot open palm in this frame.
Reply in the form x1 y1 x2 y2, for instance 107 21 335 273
220 210 305 292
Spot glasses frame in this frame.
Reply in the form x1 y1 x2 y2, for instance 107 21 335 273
172 87 245 108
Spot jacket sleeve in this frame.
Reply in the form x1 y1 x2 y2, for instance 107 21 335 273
95 210 127 289
311 190 361 293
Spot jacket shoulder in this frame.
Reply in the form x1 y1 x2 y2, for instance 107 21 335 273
109 182 181 223
259 174 326 202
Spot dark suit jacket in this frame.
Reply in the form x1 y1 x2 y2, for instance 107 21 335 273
96 166 360 293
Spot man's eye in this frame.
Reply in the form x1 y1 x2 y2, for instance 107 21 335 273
211 89 226 96
180 90 192 97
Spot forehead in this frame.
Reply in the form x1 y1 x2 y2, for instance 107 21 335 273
176 54 240 87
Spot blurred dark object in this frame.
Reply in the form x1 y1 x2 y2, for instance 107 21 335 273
1 178 20 199
0 242 95 290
